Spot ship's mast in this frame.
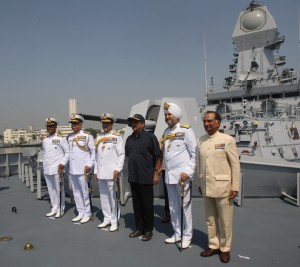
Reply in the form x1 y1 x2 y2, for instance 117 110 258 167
298 8 300 81
204 30 208 100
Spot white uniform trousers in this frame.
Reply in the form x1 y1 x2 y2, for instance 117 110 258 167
166 183 192 241
70 174 91 217
98 180 120 225
44 174 65 212
203 196 233 252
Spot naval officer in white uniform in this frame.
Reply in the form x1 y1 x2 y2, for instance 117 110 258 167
94 113 125 232
68 114 95 224
43 117 69 218
162 102 197 249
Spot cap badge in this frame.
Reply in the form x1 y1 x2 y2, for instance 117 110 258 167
164 102 170 110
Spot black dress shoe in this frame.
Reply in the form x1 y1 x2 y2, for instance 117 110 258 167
200 248 220 257
161 217 171 223
220 251 230 263
129 230 143 238
142 232 153 241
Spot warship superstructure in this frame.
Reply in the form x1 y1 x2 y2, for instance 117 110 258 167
77 3 300 201
200 1 300 199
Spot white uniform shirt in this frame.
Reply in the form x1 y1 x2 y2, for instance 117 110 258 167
163 122 197 184
94 130 125 179
42 133 69 175
68 129 95 175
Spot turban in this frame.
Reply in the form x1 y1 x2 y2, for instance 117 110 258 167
163 102 182 119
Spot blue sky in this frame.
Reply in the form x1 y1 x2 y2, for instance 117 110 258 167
0 0 299 132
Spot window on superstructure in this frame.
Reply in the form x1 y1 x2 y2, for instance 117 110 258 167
271 93 283 99
259 94 270 100
285 92 300 98
232 97 242 103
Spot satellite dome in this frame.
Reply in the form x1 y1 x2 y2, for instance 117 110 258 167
241 9 266 31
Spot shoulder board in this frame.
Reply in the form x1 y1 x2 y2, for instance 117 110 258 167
112 130 121 136
84 131 91 134
58 134 63 137
180 124 191 129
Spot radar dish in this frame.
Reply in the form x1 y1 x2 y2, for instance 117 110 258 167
241 9 266 31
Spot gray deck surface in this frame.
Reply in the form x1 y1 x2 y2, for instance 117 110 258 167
1 176 299 267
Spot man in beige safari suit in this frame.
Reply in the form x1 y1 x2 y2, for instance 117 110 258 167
197 111 240 263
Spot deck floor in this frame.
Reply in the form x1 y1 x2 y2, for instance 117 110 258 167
0 176 300 267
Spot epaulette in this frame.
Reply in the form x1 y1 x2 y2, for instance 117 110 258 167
58 134 63 137
180 124 191 129
84 131 91 135
112 130 121 136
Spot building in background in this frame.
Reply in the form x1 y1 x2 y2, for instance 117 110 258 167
69 99 78 116
3 126 72 144
3 98 78 144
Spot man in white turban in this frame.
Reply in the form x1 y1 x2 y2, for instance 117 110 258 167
160 102 197 249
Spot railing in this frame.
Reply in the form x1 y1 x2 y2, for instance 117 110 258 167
281 173 300 207
0 149 22 177
2 147 299 207
0 147 48 199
